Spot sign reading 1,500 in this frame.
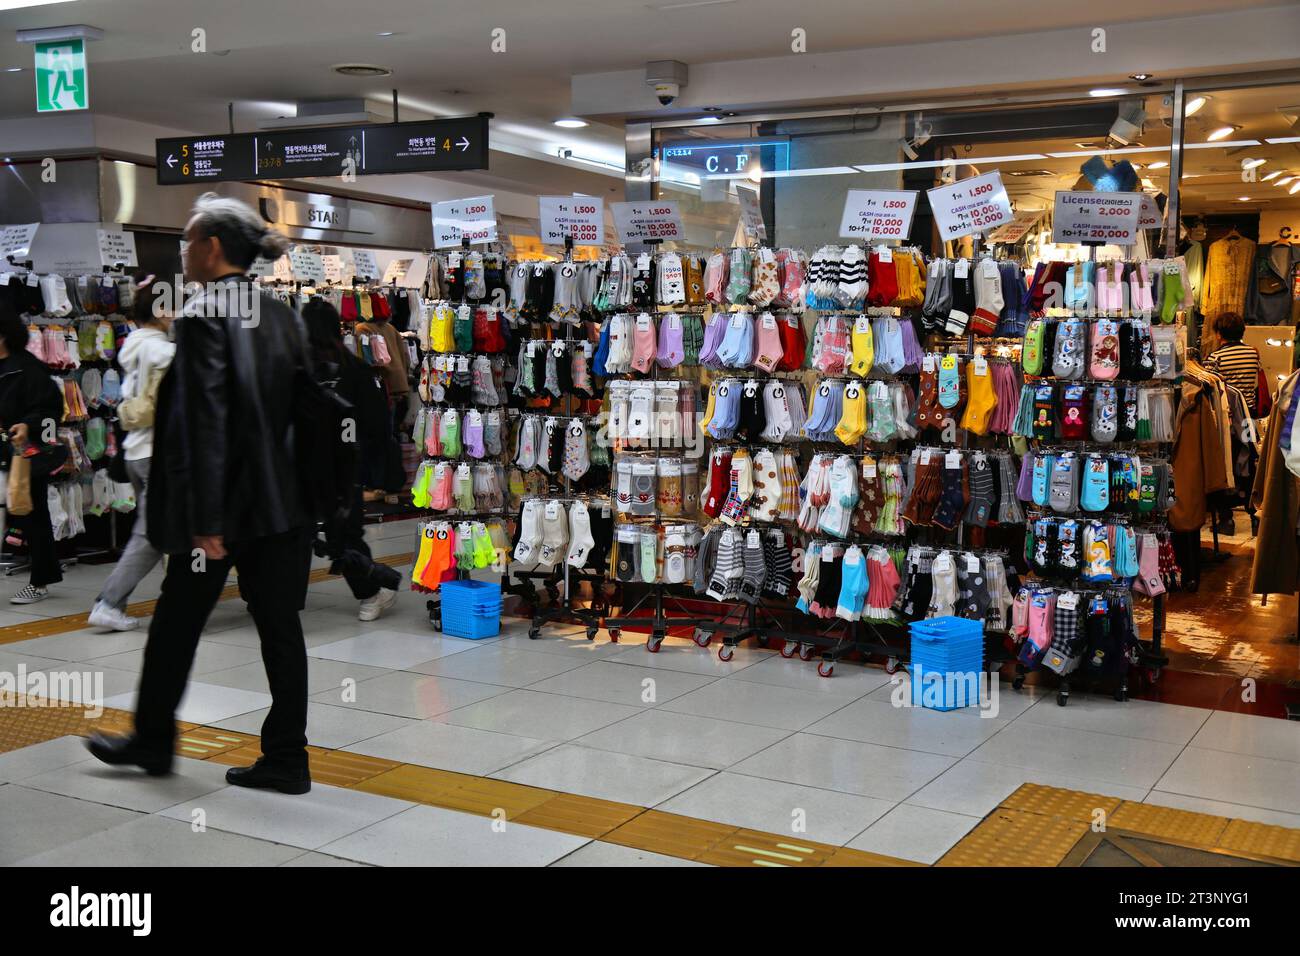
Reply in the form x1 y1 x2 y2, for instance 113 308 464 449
966 182 995 198
881 199 909 209
630 207 673 217
453 202 489 217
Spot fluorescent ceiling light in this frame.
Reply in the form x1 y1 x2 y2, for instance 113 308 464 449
1238 195 1255 201
648 0 737 9
4 67 22 73
1206 125 1239 141
1291 181 1300 194
854 153 1046 173
1147 161 1168 169
1265 136 1300 144
1276 177 1295 186
1242 157 1267 170
1184 139 1261 150
1184 95 1209 116
553 118 589 129
1089 88 1128 97
1261 170 1282 181
1045 145 1167 159
0 0 78 9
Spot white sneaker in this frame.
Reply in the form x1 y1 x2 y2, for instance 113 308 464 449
88 600 139 631
358 587 398 622
10 585 48 605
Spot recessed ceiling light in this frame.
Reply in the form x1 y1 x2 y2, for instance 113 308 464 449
376 31 395 36
1261 170 1282 181
1089 88 1128 98
1276 176 1295 186
1184 95 1210 117
1206 125 1239 142
702 106 722 112
1242 157 1267 169
4 67 21 73
1129 73 1153 81
553 118 589 129
1291 181 1300 195
332 63 392 77
1147 161 1168 169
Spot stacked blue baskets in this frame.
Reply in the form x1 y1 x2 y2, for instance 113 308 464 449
907 616 985 711
439 580 503 640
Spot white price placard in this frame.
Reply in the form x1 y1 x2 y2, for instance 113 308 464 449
985 209 1042 244
398 253 429 289
382 258 413 284
1136 193 1161 231
539 195 604 246
96 229 138 269
1052 191 1141 245
736 186 767 240
927 171 1014 241
289 248 325 283
610 201 684 244
0 223 39 261
432 195 497 249
838 189 917 241
351 249 379 281
322 254 343 283
248 256 277 279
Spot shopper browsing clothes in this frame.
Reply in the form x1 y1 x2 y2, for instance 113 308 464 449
87 275 175 631
301 297 402 620
89 193 316 794
1205 311 1264 536
0 303 66 604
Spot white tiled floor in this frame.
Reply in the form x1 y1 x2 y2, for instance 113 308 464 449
2 531 1298 866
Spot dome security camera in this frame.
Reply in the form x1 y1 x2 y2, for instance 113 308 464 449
645 60 688 108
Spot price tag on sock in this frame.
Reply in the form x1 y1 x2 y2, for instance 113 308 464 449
954 258 970 279
876 245 893 263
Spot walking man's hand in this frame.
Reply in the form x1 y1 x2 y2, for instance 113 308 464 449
193 535 227 560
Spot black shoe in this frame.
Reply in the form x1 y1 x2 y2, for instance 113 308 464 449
225 758 311 795
85 733 173 776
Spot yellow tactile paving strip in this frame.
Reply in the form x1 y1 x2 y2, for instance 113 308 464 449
2 699 1299 866
0 551 414 645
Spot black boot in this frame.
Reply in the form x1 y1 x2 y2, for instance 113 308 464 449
85 733 173 776
225 758 311 795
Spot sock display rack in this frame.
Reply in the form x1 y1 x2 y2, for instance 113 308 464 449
506 241 616 640
414 234 1191 697
0 258 143 572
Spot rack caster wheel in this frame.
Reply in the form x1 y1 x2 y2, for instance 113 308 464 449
646 633 664 654
884 657 901 675
692 628 712 648
817 661 834 679
608 628 621 643
1056 691 1069 707
586 627 599 642
718 644 735 663
798 643 815 662
1114 687 1128 702
528 627 540 640
780 641 797 659
756 635 770 649
1012 676 1025 691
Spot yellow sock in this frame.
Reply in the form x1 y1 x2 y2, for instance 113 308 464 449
412 525 436 585
850 316 874 377
699 381 718 435
960 360 998 435
834 382 867 445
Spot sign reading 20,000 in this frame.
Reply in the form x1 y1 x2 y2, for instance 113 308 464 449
155 115 489 185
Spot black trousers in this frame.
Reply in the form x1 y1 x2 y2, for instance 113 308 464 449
23 474 64 588
133 529 313 771
324 486 401 601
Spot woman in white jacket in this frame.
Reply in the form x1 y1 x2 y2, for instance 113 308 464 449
88 277 175 631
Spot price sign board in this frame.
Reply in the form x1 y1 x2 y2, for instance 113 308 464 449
432 195 497 248
539 196 604 245
986 209 1042 244
838 189 917 241
736 186 767 240
288 248 325 283
610 201 684 244
1052 191 1141 245
927 172 1014 241
351 249 379 281
1137 193 1161 231
0 223 39 261
96 229 138 268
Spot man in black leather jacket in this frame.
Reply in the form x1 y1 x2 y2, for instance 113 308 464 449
89 193 316 794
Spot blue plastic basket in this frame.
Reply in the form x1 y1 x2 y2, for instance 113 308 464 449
907 616 985 711
439 580 503 640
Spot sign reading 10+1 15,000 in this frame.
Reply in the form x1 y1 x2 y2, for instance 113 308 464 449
155 115 489 185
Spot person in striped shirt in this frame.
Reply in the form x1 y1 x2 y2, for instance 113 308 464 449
1206 312 1263 415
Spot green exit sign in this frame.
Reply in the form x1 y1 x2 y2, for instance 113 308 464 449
34 37 88 113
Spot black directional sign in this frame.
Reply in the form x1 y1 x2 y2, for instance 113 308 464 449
156 115 489 185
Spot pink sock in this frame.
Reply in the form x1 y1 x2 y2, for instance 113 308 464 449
631 314 657 373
